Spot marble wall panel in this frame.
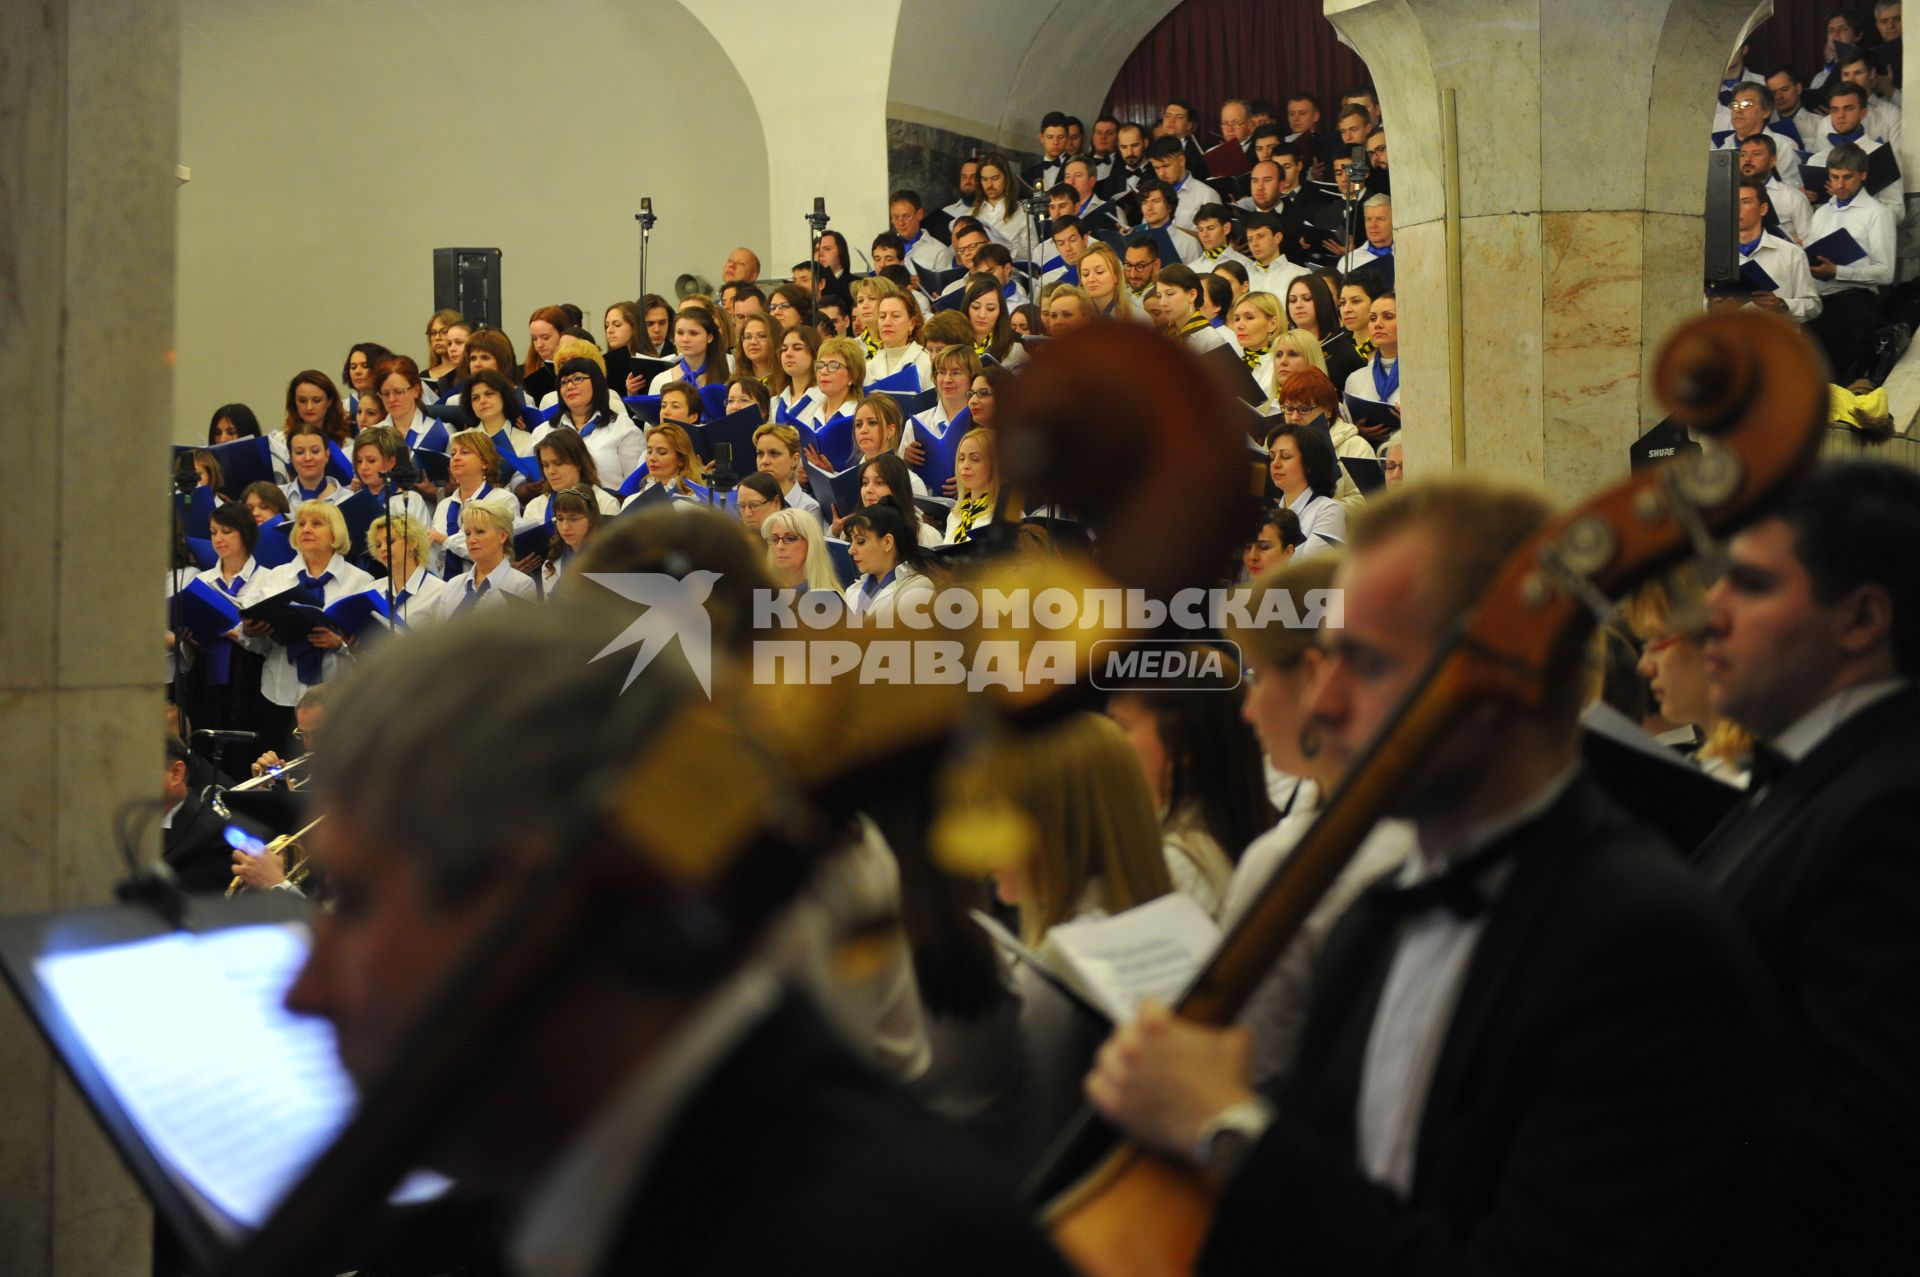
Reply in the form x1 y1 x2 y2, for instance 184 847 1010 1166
1542 210 1646 495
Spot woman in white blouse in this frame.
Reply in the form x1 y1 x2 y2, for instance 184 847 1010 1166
619 423 709 510
431 429 522 578
1266 421 1346 558
751 422 823 521
648 308 729 393
771 324 824 424
867 294 934 389
945 425 1014 545
185 500 266 734
238 500 374 745
281 421 346 508
841 504 935 625
552 357 643 491
438 495 539 617
365 512 445 630
849 395 928 497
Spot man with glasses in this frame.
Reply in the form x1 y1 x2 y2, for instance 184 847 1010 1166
889 189 954 273
1712 84 1804 190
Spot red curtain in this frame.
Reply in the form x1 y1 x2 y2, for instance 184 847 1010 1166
1101 0 1372 139
1101 1 1878 141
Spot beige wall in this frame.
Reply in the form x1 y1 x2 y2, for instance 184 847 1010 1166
172 0 770 442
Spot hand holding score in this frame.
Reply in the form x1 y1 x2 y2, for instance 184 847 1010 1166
1084 1000 1259 1162
1810 256 1838 280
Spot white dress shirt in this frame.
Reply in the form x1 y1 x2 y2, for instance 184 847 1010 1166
900 230 954 274
1356 766 1577 1196
1713 129 1803 189
865 342 933 389
1244 253 1312 296
241 553 376 708
1741 229 1822 321
560 416 645 495
1806 192 1896 294
386 564 447 630
1169 175 1222 232
1765 175 1815 244
1807 135 1905 219
437 563 540 618
843 563 934 625
1286 489 1347 557
431 482 523 578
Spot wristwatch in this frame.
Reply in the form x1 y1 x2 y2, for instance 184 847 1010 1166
1192 1097 1276 1180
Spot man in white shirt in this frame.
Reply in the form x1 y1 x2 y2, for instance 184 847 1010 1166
1190 204 1251 272
1044 215 1090 285
1836 51 1904 149
1146 135 1221 232
888 190 954 274
1242 211 1310 296
1713 83 1804 190
1764 64 1826 152
1727 177 1821 322
1060 156 1116 233
1806 142 1896 384
1338 194 1395 276
1738 134 1814 244
1135 181 1203 263
1806 85 1903 220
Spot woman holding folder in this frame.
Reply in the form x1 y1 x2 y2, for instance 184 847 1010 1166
752 422 823 521
903 345 978 493
1341 288 1400 445
182 501 265 734
238 501 374 753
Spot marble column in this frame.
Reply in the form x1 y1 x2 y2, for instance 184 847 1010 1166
1326 0 1771 497
0 1 179 1274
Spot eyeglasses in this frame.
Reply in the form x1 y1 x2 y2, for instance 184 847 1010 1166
1278 403 1317 416
739 498 774 514
814 360 848 374
426 327 448 338
967 387 992 399
558 373 592 388
766 533 804 546
378 387 412 401
769 301 795 314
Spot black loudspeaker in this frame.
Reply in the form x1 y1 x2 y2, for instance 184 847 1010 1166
433 247 502 328
1703 151 1740 285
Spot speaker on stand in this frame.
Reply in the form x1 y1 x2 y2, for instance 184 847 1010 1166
433 248 502 328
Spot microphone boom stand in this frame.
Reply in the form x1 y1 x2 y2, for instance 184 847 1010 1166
635 197 657 300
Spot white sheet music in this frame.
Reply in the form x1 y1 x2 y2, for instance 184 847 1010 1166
37 923 367 1229
1045 894 1222 1021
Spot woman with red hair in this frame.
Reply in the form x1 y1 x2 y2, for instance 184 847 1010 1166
1271 367 1376 510
523 305 571 404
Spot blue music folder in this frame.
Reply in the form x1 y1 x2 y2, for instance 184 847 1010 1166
804 459 862 517
866 366 923 396
1343 394 1399 433
823 538 859 587
911 407 968 494
1804 227 1867 266
183 485 216 539
1739 258 1780 293
253 517 296 569
172 578 242 643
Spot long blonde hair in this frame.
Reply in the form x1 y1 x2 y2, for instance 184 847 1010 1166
1078 243 1133 319
961 713 1174 945
1624 565 1753 767
760 508 841 593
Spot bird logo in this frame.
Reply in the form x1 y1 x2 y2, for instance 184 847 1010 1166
581 572 722 697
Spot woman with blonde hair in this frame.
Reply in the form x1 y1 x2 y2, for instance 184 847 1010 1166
365 511 444 628
620 422 707 509
849 276 903 360
1269 327 1329 398
432 428 521 578
963 711 1172 1163
438 494 539 615
800 336 865 466
1076 242 1132 320
945 425 1013 544
1624 565 1752 784
1230 291 1286 394
752 421 822 519
760 506 842 595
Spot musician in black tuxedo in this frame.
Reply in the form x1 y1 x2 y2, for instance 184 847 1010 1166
1696 459 1920 1272
162 732 234 892
1086 479 1781 1276
284 603 1070 1277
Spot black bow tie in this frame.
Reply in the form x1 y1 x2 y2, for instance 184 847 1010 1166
1746 742 1795 789
1374 836 1525 921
